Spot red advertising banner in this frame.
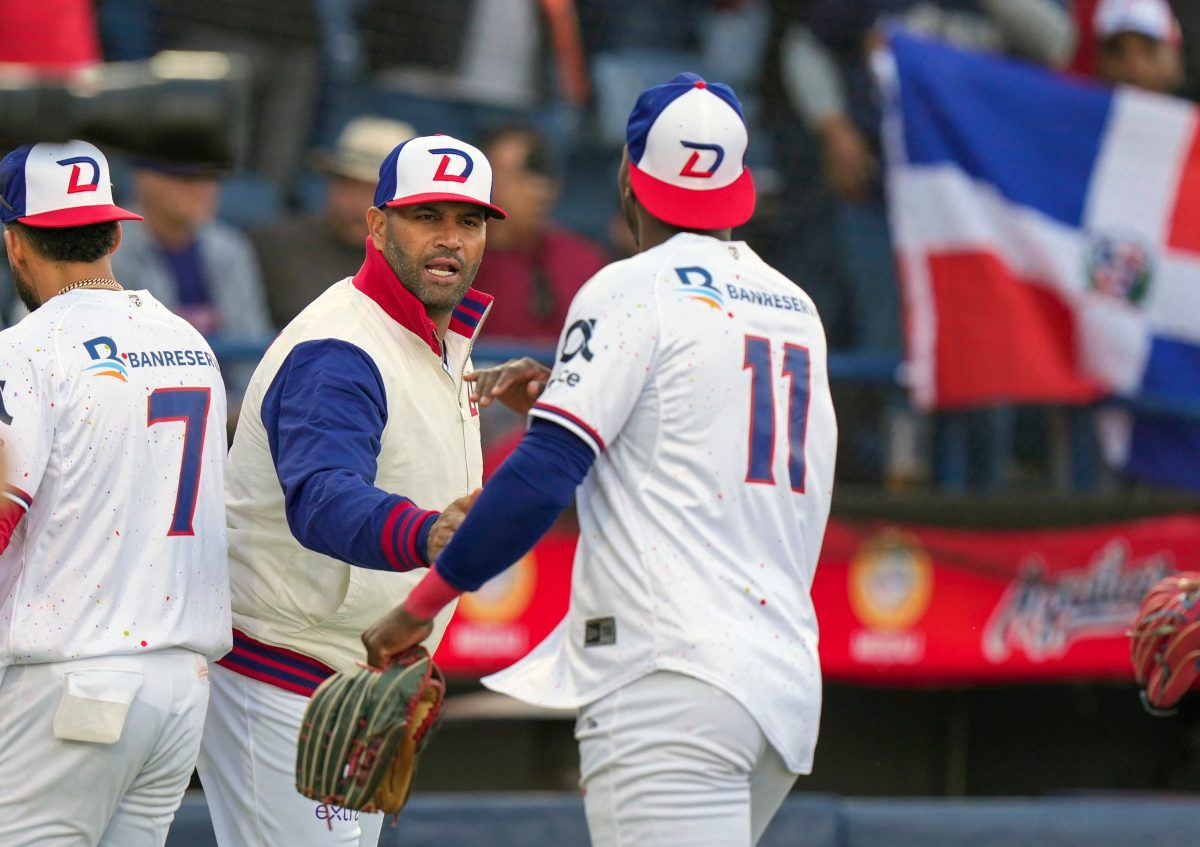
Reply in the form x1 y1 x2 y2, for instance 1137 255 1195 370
815 514 1200 683
434 514 1200 683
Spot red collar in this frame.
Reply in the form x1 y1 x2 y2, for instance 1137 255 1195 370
351 239 493 355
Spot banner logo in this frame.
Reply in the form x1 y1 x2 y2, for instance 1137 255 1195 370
457 554 537 625
849 530 933 630
982 540 1173 663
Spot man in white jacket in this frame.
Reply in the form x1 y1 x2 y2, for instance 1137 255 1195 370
197 134 505 846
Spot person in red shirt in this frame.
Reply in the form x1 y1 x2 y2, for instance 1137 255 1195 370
472 124 610 345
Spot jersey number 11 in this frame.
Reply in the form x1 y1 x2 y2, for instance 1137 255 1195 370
743 336 811 493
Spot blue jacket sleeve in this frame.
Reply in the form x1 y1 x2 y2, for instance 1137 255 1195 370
436 418 595 592
262 339 437 571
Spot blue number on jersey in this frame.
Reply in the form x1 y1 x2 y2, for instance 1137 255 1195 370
743 337 811 492
147 387 212 536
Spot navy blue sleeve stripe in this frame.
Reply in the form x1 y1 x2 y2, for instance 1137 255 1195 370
436 418 595 592
262 339 438 572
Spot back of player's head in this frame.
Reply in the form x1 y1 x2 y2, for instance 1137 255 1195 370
373 134 508 220
0 140 142 229
625 72 755 230
5 219 119 264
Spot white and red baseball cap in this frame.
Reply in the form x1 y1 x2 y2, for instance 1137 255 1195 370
1094 0 1183 45
373 134 507 219
626 72 755 230
0 140 142 227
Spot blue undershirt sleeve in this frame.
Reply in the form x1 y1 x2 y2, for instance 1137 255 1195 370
435 418 596 592
263 339 438 572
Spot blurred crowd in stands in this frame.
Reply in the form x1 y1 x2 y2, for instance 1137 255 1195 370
0 0 1195 492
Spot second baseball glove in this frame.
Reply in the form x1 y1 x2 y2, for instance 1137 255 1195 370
1130 572 1200 714
296 647 445 814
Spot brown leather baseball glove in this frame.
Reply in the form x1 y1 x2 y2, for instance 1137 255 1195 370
296 647 445 814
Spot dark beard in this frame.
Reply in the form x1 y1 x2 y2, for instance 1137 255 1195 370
382 226 480 315
10 264 40 312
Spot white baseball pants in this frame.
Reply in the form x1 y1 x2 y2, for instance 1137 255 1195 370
576 671 798 847
196 662 385 847
0 649 210 847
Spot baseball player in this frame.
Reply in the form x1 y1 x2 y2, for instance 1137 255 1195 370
195 134 505 846
0 140 231 846
364 73 838 846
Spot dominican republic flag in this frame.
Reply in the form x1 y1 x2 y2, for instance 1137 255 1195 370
882 31 1200 491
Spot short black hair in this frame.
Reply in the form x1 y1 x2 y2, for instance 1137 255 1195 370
6 220 119 263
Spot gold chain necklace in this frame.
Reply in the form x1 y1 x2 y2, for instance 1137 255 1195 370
58 277 123 296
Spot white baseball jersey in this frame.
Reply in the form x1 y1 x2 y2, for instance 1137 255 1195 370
0 289 231 667
484 232 837 773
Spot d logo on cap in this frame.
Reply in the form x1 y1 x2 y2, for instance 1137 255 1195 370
58 156 101 194
427 146 472 183
625 72 756 230
678 142 725 179
430 148 474 184
372 135 506 219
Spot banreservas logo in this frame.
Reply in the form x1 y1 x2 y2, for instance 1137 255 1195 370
82 336 128 381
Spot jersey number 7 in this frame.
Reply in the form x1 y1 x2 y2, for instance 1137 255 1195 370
147 387 211 536
743 336 811 493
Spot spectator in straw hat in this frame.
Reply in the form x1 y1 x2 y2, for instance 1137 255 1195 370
249 116 417 327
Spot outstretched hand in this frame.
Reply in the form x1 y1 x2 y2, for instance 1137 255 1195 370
425 488 481 564
464 357 552 415
362 606 434 670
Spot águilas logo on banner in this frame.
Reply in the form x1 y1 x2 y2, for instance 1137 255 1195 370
847 530 933 665
982 540 1174 664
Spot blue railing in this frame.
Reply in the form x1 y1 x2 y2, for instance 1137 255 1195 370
207 336 1200 492
207 338 912 387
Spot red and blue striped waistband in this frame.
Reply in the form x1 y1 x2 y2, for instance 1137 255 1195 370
216 628 336 697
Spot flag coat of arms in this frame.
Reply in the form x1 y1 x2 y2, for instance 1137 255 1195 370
883 31 1200 490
